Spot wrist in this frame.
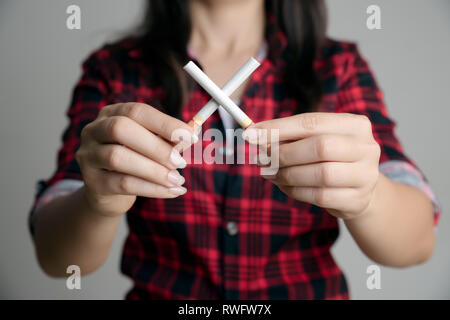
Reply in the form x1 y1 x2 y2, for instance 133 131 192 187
344 172 384 224
78 186 123 221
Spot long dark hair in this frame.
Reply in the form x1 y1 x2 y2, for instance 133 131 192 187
138 0 327 117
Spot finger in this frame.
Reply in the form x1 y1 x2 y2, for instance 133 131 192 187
275 135 366 168
277 185 359 211
90 116 187 169
99 103 197 144
244 112 372 143
90 144 185 188
267 162 367 188
97 170 187 198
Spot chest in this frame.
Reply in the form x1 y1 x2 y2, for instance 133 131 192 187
119 57 339 247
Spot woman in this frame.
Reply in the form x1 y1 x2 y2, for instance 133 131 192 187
30 0 439 299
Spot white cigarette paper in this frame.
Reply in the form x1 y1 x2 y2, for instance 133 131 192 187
193 58 260 126
184 61 255 129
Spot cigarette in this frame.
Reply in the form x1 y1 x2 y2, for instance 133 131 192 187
184 61 255 130
188 58 260 132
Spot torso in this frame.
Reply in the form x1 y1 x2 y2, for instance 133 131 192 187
97 35 352 300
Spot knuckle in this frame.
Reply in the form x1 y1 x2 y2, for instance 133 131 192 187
358 114 370 124
358 114 372 133
315 136 332 160
108 116 127 141
80 122 93 141
75 146 91 169
118 175 133 193
299 114 319 131
75 149 84 166
319 163 334 186
276 145 287 167
106 146 124 169
98 105 110 117
314 188 334 207
372 142 381 159
278 168 292 185
313 188 328 206
125 103 146 121
344 112 360 119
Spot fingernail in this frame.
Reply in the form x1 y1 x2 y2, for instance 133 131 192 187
168 170 185 186
170 149 187 169
169 186 187 196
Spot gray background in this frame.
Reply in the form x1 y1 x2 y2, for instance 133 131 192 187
0 0 449 299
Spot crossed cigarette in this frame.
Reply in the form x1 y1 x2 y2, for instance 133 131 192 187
183 58 260 133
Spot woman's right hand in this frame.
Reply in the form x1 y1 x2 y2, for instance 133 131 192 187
76 102 197 218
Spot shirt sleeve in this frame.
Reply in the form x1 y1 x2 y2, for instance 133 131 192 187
379 160 441 227
29 50 111 236
335 43 441 226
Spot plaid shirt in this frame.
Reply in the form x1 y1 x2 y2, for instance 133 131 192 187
30 25 440 299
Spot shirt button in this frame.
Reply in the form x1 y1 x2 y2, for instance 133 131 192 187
226 221 238 236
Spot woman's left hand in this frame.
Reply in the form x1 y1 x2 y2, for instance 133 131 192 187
244 112 381 220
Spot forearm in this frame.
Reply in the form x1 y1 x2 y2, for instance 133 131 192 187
33 186 122 277
344 173 435 267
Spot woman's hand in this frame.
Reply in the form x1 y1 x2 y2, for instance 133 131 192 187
245 112 381 220
76 102 197 217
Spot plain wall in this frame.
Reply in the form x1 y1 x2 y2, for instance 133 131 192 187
0 0 449 299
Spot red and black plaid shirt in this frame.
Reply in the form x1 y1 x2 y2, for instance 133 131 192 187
31 24 431 299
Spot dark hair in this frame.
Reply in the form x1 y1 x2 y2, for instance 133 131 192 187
138 0 327 117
